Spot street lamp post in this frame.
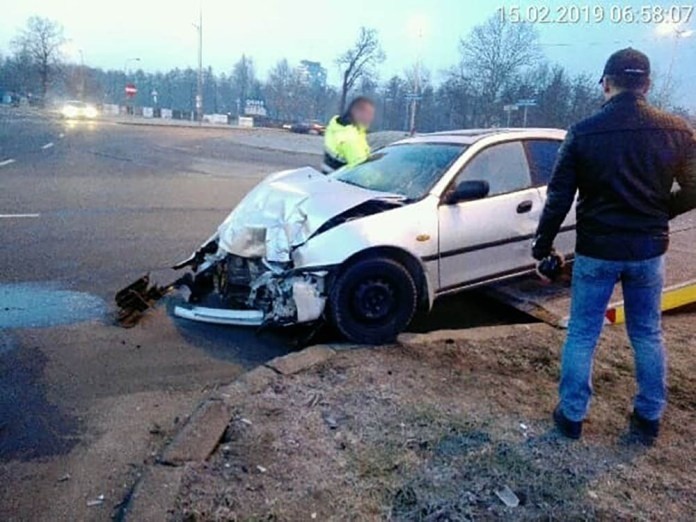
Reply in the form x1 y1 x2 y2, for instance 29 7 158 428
123 57 141 78
78 49 85 100
409 59 421 135
61 41 86 100
408 22 426 135
192 6 203 124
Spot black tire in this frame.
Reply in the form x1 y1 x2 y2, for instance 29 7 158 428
329 257 418 344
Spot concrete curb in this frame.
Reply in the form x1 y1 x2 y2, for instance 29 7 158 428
107 117 292 134
159 399 232 465
122 466 186 521
120 344 340 520
266 344 335 375
111 118 242 131
398 323 551 348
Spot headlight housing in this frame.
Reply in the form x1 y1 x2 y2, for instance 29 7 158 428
84 106 98 118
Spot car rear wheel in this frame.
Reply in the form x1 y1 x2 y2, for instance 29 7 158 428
329 257 418 344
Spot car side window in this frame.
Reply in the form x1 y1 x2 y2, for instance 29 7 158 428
525 140 562 186
454 141 531 197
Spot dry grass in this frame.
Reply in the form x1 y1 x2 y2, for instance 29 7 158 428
175 312 696 521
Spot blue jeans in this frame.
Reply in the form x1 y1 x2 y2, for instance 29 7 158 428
560 254 667 422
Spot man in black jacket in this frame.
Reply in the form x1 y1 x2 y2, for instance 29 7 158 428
532 48 696 442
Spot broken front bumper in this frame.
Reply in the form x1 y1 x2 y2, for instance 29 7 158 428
174 265 329 328
174 306 265 326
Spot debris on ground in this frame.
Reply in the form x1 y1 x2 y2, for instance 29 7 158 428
114 274 176 327
495 485 520 508
321 411 338 430
56 474 70 483
86 494 105 507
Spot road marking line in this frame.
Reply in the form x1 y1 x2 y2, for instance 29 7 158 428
0 159 16 167
0 213 41 219
42 142 54 149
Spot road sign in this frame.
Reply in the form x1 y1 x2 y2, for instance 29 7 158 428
515 99 537 127
125 83 137 98
503 104 520 126
517 99 537 107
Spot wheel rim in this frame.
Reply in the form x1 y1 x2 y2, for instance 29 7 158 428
351 278 396 322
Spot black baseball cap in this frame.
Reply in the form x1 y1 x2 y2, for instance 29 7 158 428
599 48 651 83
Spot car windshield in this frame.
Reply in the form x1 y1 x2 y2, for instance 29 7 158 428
332 143 465 200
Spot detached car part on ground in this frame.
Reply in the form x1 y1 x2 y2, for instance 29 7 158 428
117 128 575 344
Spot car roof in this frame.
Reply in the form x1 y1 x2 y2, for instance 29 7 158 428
394 128 566 146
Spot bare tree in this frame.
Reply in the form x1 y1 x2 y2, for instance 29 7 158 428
264 59 307 121
336 27 385 113
230 54 258 115
0 49 35 95
12 16 65 100
650 67 679 110
459 15 540 125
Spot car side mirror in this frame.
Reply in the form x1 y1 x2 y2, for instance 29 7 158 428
445 180 490 204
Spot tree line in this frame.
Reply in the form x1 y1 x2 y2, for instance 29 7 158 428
1 15 690 131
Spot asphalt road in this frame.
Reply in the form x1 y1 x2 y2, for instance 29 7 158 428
0 109 326 520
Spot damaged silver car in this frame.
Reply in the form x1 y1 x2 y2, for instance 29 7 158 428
118 128 575 344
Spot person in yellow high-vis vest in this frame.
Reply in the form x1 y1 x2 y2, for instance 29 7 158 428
321 96 375 174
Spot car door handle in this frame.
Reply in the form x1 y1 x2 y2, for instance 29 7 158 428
517 200 533 214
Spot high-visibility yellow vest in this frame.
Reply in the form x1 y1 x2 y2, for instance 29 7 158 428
321 116 370 173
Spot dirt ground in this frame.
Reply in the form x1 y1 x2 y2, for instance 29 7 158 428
175 310 696 521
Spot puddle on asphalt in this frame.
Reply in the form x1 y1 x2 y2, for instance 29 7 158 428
0 282 106 329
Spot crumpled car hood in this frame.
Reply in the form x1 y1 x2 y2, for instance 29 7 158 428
217 167 403 262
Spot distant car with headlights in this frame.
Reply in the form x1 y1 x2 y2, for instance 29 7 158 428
122 128 575 344
61 100 98 119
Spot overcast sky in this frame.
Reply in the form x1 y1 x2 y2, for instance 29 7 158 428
2 0 695 108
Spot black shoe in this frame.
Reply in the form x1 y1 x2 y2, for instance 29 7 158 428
629 410 660 445
553 405 582 440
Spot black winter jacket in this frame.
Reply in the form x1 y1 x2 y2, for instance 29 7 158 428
533 92 696 261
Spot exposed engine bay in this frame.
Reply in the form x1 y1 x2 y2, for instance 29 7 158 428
172 243 329 328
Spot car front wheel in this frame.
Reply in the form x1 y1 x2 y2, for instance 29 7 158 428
329 257 418 344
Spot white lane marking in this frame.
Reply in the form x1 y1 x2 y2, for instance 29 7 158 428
0 213 41 219
42 142 54 150
0 159 16 167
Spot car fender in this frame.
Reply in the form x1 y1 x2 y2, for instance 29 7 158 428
292 195 440 308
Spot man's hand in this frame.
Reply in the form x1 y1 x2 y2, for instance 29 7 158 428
532 236 555 261
669 129 696 218
536 251 565 283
